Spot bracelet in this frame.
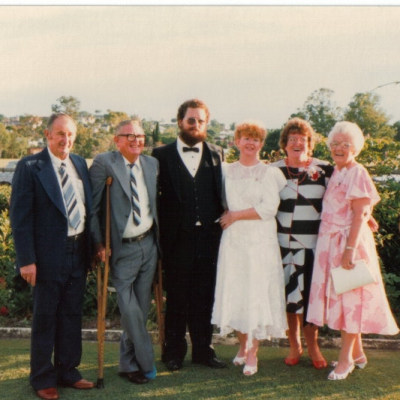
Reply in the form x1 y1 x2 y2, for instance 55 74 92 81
346 246 355 250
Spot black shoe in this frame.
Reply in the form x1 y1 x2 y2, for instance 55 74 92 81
193 357 227 369
119 371 149 384
166 359 183 371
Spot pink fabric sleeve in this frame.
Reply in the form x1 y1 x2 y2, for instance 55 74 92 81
344 164 380 206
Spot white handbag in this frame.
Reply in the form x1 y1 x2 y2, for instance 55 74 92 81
331 260 377 295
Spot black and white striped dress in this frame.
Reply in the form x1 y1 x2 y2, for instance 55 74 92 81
272 158 333 324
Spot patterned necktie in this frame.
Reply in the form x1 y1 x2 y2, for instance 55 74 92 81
58 162 81 230
129 163 141 226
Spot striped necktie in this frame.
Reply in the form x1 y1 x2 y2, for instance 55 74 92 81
59 162 81 230
129 163 141 226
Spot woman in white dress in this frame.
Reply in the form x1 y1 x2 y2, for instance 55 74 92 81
212 121 288 376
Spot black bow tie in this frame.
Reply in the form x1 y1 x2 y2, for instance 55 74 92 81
183 147 199 153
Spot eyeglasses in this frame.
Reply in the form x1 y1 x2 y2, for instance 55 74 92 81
288 137 307 144
117 134 146 142
184 117 206 126
330 141 352 149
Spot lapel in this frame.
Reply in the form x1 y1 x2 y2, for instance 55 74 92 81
141 155 155 204
110 151 131 200
36 148 67 217
204 142 223 200
167 142 182 202
70 154 91 212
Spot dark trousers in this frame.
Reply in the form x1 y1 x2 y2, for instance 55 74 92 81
163 225 221 363
30 238 87 391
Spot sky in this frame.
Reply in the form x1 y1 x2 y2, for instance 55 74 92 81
0 5 399 129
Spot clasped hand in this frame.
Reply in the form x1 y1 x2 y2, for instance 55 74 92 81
219 210 236 230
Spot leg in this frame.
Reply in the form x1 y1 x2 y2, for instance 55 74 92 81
328 330 357 379
189 227 220 363
304 323 327 369
286 312 303 359
188 271 215 362
352 333 367 365
243 338 259 376
232 332 247 366
55 239 90 385
236 331 248 358
112 237 157 373
163 270 189 363
304 323 326 365
30 282 58 391
55 274 86 384
162 230 194 364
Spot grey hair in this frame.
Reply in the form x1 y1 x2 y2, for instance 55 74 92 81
115 119 143 135
47 113 76 131
327 121 365 156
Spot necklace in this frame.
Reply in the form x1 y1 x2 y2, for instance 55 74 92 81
284 157 312 185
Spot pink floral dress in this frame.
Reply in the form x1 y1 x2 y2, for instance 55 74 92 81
307 163 399 335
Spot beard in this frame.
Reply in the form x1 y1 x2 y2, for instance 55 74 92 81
179 126 207 146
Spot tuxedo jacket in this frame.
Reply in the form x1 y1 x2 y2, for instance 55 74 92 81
90 151 160 266
10 147 92 280
152 141 224 253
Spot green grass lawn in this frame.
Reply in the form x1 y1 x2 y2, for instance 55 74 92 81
1 339 399 399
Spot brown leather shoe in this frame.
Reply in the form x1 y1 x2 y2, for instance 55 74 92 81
120 371 149 384
36 388 59 400
71 378 95 389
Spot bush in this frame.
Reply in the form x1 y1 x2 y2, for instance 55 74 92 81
0 185 32 319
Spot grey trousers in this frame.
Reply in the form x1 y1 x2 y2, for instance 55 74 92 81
111 233 157 373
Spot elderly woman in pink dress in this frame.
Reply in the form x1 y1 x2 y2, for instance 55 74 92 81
307 121 399 381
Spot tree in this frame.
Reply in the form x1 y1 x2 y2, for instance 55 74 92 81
344 92 395 139
261 129 281 160
51 96 81 119
0 127 28 158
152 122 161 145
291 88 342 136
18 114 43 137
208 119 224 136
0 123 9 157
392 121 400 142
104 110 129 130
159 126 177 145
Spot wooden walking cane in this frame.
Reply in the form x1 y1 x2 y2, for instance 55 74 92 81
96 176 113 389
153 260 166 359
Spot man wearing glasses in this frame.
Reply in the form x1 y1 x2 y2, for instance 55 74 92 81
90 120 160 384
152 99 226 371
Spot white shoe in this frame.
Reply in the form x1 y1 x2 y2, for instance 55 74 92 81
232 355 246 366
331 355 367 370
327 363 355 380
243 359 258 376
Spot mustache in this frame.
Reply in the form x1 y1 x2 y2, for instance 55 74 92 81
180 128 207 146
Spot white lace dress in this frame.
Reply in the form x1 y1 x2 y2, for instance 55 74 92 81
212 161 288 346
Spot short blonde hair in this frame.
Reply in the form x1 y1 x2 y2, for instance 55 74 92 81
327 121 364 156
234 121 267 143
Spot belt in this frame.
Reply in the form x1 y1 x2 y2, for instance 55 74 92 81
67 232 85 242
122 229 152 243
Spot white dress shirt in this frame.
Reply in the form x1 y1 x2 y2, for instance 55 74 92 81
177 136 203 177
122 156 153 238
48 148 86 236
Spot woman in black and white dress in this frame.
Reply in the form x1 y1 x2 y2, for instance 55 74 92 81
272 118 333 370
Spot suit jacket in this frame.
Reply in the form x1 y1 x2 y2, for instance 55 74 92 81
90 151 160 266
152 141 224 252
10 147 92 280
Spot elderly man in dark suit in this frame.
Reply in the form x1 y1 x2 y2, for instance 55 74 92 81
152 99 226 371
90 120 160 385
10 113 94 400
